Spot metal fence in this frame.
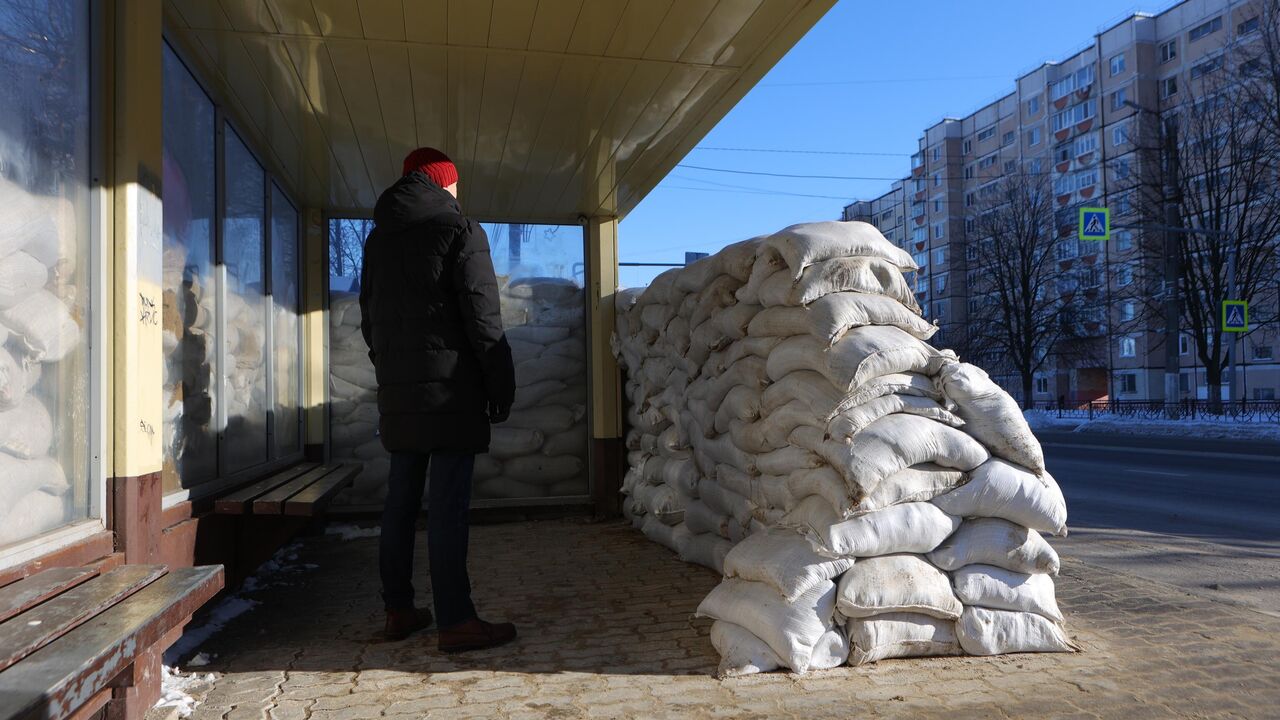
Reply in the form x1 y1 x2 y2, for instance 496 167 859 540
1031 399 1280 422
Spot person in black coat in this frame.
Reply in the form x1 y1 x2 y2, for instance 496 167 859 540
360 147 517 652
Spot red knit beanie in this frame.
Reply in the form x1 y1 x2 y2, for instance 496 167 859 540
402 147 459 188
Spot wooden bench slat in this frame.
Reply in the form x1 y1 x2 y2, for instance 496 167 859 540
284 463 362 517
0 565 223 720
0 567 101 625
0 565 166 674
252 463 342 515
214 462 320 514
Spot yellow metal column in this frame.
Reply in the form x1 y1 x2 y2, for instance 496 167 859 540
109 0 164 563
587 217 622 514
302 208 328 459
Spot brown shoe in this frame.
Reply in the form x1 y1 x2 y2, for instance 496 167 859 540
437 618 517 653
385 607 434 641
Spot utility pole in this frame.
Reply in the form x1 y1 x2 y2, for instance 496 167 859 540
1161 115 1182 416
1227 246 1238 403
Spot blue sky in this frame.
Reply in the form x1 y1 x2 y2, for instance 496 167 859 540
618 0 1179 288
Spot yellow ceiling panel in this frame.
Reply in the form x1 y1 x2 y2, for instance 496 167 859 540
165 0 834 219
526 0 581 54
355 0 406 41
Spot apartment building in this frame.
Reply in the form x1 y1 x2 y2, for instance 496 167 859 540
845 0 1279 404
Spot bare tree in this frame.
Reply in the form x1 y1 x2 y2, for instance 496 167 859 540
1126 61 1280 404
329 217 374 291
963 172 1089 408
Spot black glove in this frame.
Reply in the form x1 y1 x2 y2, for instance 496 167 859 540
488 401 510 424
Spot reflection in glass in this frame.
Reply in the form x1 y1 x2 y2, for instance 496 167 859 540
161 43 218 491
0 0 92 546
222 130 268 473
271 185 301 455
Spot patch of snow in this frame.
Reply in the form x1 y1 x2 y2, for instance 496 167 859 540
1024 409 1280 442
325 522 381 540
154 665 217 718
187 652 213 667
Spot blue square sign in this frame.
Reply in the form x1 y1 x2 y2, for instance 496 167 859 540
1223 300 1248 333
1078 207 1110 241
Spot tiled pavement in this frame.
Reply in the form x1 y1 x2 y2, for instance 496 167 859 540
178 518 1280 719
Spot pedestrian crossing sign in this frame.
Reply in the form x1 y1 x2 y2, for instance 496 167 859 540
1078 207 1110 241
1223 300 1248 333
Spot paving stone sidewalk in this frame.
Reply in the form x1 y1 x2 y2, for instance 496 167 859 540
175 518 1280 719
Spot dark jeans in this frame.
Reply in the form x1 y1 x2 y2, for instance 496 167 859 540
379 451 477 627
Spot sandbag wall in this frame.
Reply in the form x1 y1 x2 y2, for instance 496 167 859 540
0 177 83 545
612 221 1075 676
329 277 588 506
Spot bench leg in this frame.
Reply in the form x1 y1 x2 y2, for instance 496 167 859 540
101 645 162 720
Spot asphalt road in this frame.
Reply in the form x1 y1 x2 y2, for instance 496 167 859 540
1040 431 1280 615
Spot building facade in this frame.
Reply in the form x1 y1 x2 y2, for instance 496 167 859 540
846 0 1279 404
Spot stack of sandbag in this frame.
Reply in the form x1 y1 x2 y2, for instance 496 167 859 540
611 220 1074 677
0 176 79 544
327 277 589 506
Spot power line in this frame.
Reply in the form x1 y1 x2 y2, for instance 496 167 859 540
659 185 856 201
759 75 1009 87
691 146 912 157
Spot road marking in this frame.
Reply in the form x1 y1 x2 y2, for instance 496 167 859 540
1124 468 1189 477
1040 441 1280 462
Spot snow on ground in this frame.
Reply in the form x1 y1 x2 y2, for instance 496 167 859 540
156 665 217 718
1024 409 1280 442
325 522 381 540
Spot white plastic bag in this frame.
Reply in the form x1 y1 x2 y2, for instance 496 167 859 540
836 554 961 619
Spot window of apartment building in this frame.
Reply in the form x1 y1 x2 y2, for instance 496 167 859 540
1004 159 1017 174
969 297 981 313
1054 174 1074 195
913 178 926 193
932 146 941 161
964 165 975 180
1057 239 1079 260
1115 158 1131 180
1054 143 1071 164
1120 300 1136 322
966 243 978 261
1110 53 1126 76
1241 58 1264 77
1029 158 1043 175
1254 388 1277 401
1111 86 1128 111
1238 17 1260 35
912 227 928 243
1191 57 1220 79
933 222 945 239
965 192 975 208
1179 334 1192 355
1254 345 1274 361
916 276 928 294
1051 99 1097 132
1118 373 1138 393
931 199 941 213
1116 264 1133 286
1035 377 1050 394
913 251 928 267
1003 130 1015 146
978 153 998 169
880 210 894 223
1159 76 1178 99
911 152 924 169
934 299 948 318
934 248 946 265
1116 192 1132 215
1027 127 1042 146
1189 16 1222 43
1027 95 1041 115
965 269 979 288
962 139 972 155
1120 337 1137 358
977 125 996 142
934 273 948 293
1113 122 1130 146
1075 133 1098 156
1076 169 1099 190
1159 39 1177 63
933 172 942 187
1116 230 1133 251
911 200 926 218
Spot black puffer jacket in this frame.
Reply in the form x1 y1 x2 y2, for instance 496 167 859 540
359 172 515 454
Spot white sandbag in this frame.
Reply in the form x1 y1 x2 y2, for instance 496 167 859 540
937 362 1045 475
758 256 919 311
928 518 1060 575
684 500 733 539
748 292 935 345
541 427 586 457
763 221 916 277
956 606 1077 656
474 454 503 481
790 416 988 497
932 459 1067 536
661 456 701 497
846 613 960 665
673 254 724 293
704 337 781 377
0 394 53 458
511 380 566 410
516 356 585 385
714 386 762 435
331 362 377 389
1 289 81 362
0 251 49 310
723 528 854 602
487 427 545 460
689 275 743 328
689 356 768 409
760 371 845 418
504 406 577 434
696 578 837 673
717 236 767 282
697 477 755 529
641 515 693 555
508 339 543 364
952 565 1063 622
634 483 686 525
833 373 943 415
768 328 953 392
0 489 67 545
783 497 960 559
477 476 543 499
710 620 783 677
836 554 961 619
717 464 793 510
755 445 822 476
502 455 583 484
506 325 570 345
0 454 69 511
854 464 968 517
826 394 963 443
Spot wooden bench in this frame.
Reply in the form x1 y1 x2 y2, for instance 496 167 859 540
213 461 362 517
0 563 223 720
